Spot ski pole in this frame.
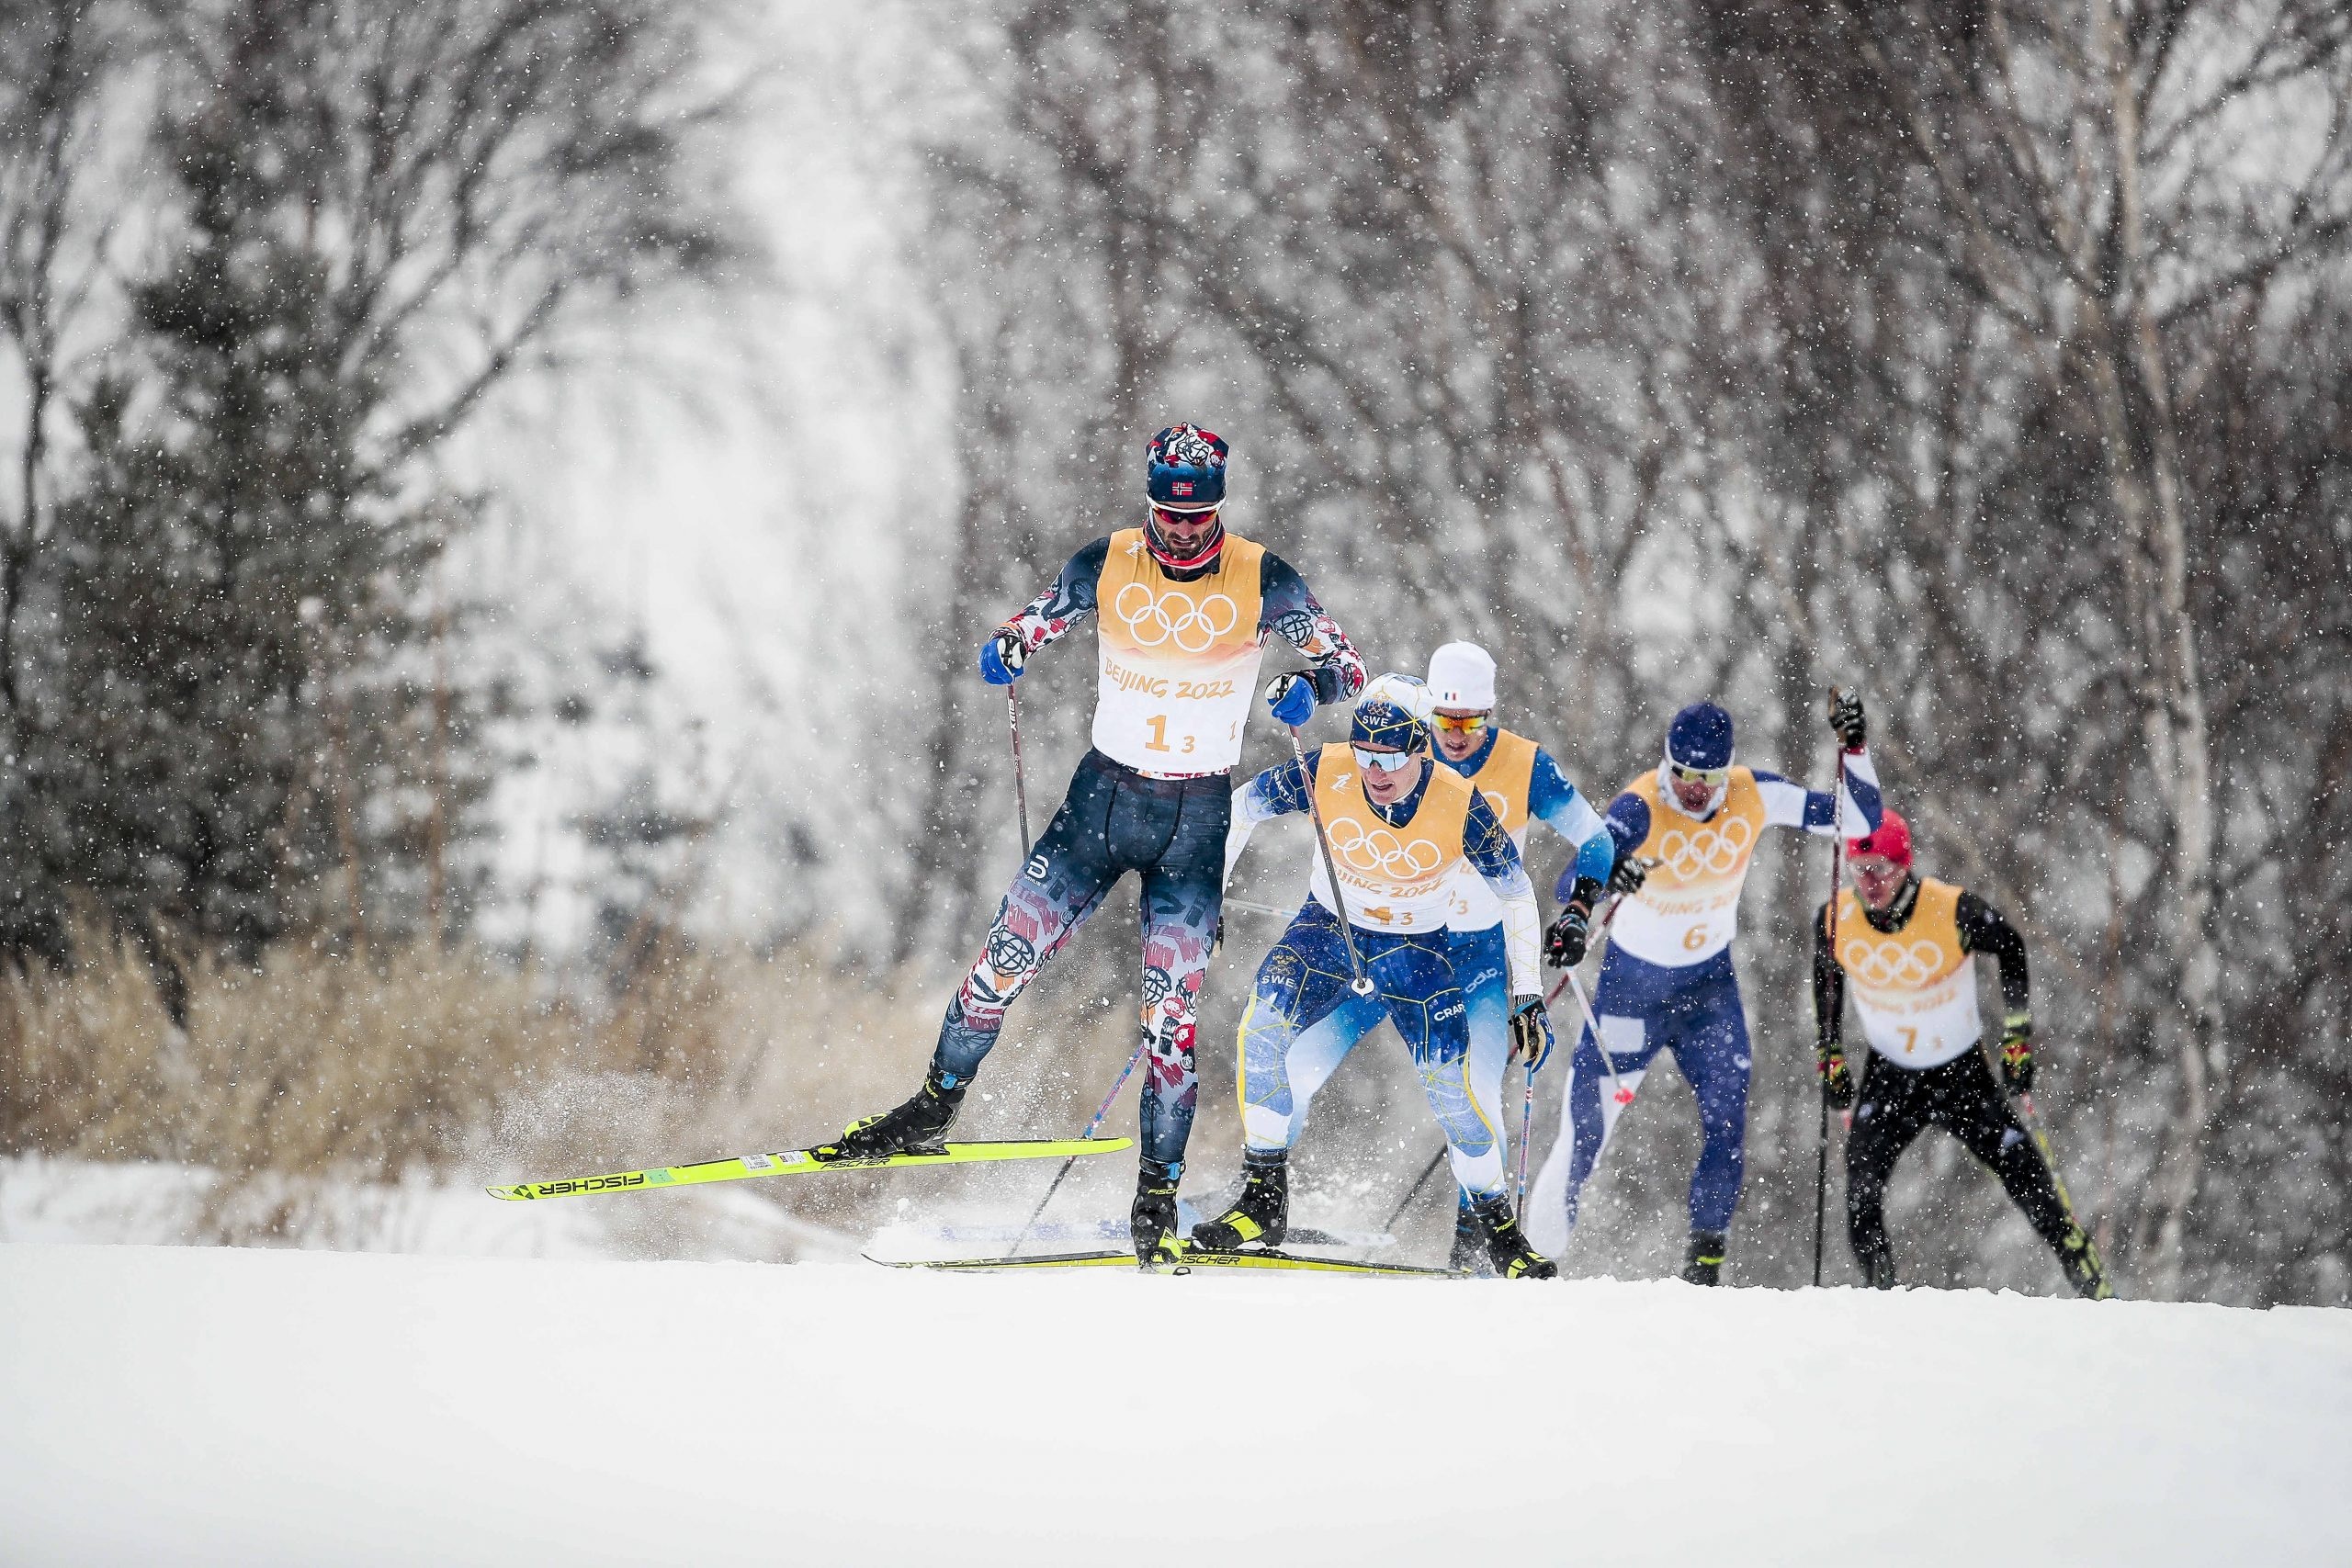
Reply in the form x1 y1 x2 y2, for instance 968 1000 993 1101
2011 1080 2103 1274
1560 968 1633 1108
1543 892 1638 1105
1006 1035 1151 1258
1285 722 1376 998
1513 1060 1538 1213
1814 714 1847 1289
1221 897 1295 919
1008 685 1033 852
1383 1145 1449 1232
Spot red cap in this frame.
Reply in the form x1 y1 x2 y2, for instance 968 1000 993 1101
1847 809 1912 868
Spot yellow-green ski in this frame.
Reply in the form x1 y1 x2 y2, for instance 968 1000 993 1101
869 1240 1458 1278
488 1137 1133 1201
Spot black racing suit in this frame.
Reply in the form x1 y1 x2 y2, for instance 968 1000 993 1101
1813 882 2081 1289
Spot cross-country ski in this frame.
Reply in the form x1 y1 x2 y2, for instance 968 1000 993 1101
488 1136 1134 1201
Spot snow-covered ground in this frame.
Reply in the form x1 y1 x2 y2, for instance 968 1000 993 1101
3 1243 2345 1567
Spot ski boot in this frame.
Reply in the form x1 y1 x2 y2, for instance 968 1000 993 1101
813 1067 964 1162
1470 1194 1556 1279
1859 1244 1899 1291
1448 1201 1494 1277
1191 1151 1289 1252
1681 1230 1727 1286
1133 1158 1183 1267
2059 1224 2113 1301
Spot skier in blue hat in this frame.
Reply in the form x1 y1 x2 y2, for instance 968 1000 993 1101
1524 693 1883 1284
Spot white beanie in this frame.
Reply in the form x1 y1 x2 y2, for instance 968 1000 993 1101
1425 641 1497 710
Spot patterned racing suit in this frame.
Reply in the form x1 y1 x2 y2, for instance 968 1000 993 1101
933 528 1363 1172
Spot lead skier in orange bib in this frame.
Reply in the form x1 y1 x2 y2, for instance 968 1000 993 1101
820 425 1364 1265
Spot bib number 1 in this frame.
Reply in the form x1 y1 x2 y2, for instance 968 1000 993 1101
1142 715 1195 755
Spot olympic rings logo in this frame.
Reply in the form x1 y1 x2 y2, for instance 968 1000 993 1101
1329 819 1443 878
1482 789 1511 822
1112 583 1239 653
1653 817 1754 880
1841 938 1948 988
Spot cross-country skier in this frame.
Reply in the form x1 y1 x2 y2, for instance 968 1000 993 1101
820 424 1365 1265
1813 810 2110 1299
1524 694 1883 1284
1419 642 1616 1269
1198 676 1559 1279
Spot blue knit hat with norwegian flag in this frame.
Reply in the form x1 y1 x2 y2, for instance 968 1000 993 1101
1146 423 1228 510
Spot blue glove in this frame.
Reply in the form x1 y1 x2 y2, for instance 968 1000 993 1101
978 629 1025 686
1263 671 1316 727
1510 997 1555 1073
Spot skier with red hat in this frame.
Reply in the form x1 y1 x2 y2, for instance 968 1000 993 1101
819 424 1365 1266
1815 809 2111 1297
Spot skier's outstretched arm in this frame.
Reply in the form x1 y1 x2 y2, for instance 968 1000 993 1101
1756 691 1883 839
1955 891 2031 1021
980 537 1110 682
1958 889 2037 1093
1222 752 1317 888
1556 791 1649 904
1258 553 1366 710
1464 792 1542 998
1528 749 1616 886
1468 793 1556 1066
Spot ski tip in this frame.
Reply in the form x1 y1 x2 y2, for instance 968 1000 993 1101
486 1184 532 1201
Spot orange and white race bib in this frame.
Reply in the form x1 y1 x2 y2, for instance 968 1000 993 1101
1608 769 1770 966
1091 529 1267 773
1834 880 1983 1067
1307 745 1474 932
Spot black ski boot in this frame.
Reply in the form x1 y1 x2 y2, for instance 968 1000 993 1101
1859 1244 1899 1291
1192 1152 1289 1252
1471 1195 1556 1280
1681 1230 1727 1286
1133 1158 1183 1267
2059 1224 2113 1301
1448 1201 1493 1276
813 1067 964 1162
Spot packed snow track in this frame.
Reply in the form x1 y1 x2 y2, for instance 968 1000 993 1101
2 1243 2344 1566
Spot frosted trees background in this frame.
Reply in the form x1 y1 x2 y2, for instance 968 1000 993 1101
1 0 2346 1305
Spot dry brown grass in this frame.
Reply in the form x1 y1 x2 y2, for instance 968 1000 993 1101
0 924 1197 1251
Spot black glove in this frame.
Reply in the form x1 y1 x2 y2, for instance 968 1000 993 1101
1543 877 1601 968
1607 855 1650 897
1998 1012 2034 1096
1827 689 1867 750
1817 1043 1855 1111
1510 996 1556 1072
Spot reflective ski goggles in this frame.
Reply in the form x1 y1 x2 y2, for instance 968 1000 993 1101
1351 745 1419 773
1148 502 1221 528
1668 761 1731 787
1430 711 1491 735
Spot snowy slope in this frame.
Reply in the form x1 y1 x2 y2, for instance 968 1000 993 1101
2 1243 2345 1568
